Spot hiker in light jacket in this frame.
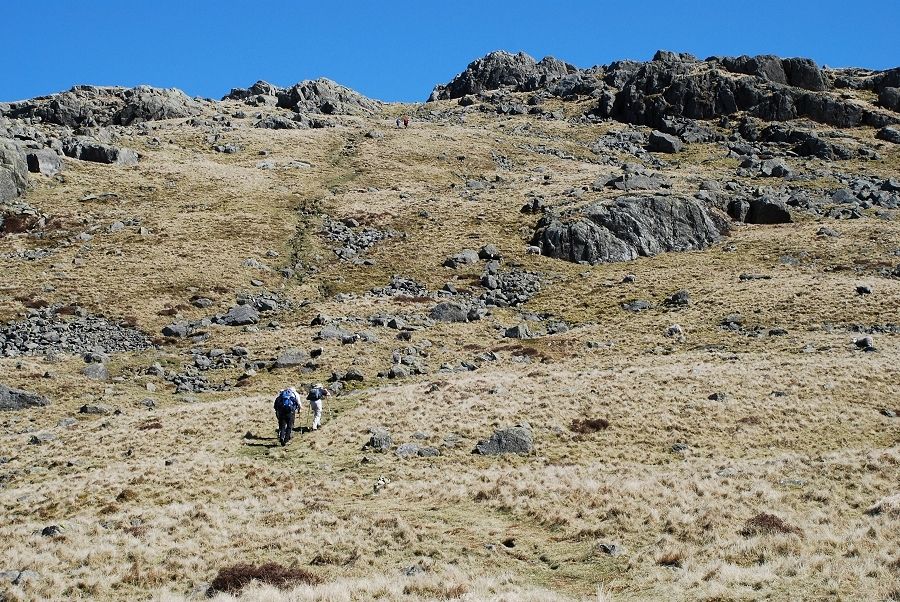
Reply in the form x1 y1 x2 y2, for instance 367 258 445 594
307 383 330 431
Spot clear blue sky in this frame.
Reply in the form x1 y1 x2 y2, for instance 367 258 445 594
3 0 898 103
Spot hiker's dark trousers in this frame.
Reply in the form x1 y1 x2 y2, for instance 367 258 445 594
276 408 296 445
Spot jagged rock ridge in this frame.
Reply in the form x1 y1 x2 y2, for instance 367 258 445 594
429 51 576 101
428 49 900 130
3 85 203 127
224 78 381 115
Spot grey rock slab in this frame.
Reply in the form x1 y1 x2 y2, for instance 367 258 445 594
365 427 392 452
0 139 28 202
443 248 480 268
220 305 259 326
648 130 683 153
533 195 725 265
0 384 50 411
274 348 308 369
429 302 471 323
81 364 110 381
25 149 64 176
473 424 533 455
62 137 138 165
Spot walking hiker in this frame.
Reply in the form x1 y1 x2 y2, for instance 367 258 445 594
402 115 410 128
307 383 331 431
274 387 301 446
395 117 402 128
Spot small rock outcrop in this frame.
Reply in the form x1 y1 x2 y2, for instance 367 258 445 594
429 51 576 100
473 424 533 455
0 384 50 411
364 427 393 452
0 139 28 202
533 195 726 264
62 137 138 165
225 78 380 116
594 52 899 130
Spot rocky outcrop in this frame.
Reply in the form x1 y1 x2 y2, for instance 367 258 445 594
533 195 726 265
62 137 138 165
473 424 533 455
428 51 576 100
6 85 202 127
225 78 380 115
429 50 898 130
0 139 28 202
718 55 826 91
599 52 898 129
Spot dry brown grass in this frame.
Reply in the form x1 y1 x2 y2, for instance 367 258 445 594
208 563 321 595
570 417 610 434
740 513 803 537
1 95 899 601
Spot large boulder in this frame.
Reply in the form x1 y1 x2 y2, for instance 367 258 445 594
113 86 203 124
443 248 479 268
277 78 380 115
876 126 900 144
0 139 27 202
364 427 392 452
880 87 900 112
429 302 471 323
533 195 726 265
82 364 110 381
728 197 792 224
720 54 788 84
782 57 827 91
719 55 825 91
26 149 63 176
273 348 308 369
220 305 259 326
648 130 683 153
429 51 575 100
62 137 138 165
224 80 280 100
473 424 533 455
0 384 50 411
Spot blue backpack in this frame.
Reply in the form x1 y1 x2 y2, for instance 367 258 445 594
274 389 296 411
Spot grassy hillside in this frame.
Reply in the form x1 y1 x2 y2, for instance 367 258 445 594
1 93 899 601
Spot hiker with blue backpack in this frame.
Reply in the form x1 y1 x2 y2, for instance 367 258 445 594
307 383 330 431
274 387 302 446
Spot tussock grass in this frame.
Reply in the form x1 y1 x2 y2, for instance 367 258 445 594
208 563 321 595
1 99 899 601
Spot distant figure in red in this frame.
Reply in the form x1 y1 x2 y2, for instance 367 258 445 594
402 115 410 128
